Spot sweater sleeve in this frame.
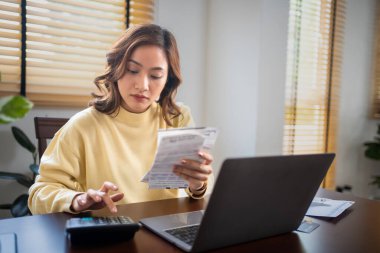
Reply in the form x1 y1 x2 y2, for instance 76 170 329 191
28 121 86 215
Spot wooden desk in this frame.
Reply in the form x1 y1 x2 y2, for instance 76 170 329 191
0 189 379 253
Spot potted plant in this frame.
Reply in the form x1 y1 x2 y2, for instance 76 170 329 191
363 124 380 198
0 95 35 217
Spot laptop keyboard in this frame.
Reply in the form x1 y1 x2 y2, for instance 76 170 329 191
165 224 200 245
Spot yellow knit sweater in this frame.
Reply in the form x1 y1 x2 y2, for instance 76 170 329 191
28 102 194 214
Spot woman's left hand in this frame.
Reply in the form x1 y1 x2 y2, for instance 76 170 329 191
173 151 213 192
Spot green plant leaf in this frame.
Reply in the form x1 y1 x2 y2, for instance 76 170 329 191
364 141 380 160
0 114 14 124
11 126 36 154
365 150 380 159
10 194 30 217
0 96 33 124
364 147 380 160
369 176 380 188
29 163 39 175
363 142 380 147
0 171 34 187
0 204 12 210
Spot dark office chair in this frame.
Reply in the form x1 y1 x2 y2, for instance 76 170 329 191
34 117 69 161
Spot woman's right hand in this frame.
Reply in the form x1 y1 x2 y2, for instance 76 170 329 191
70 181 124 213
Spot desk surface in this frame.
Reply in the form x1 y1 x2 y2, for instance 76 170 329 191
0 189 379 253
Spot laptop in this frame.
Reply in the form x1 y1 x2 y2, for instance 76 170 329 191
139 153 335 252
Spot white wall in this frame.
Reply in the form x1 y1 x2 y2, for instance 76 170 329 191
203 0 289 171
336 0 380 198
157 0 289 172
155 0 208 125
255 0 288 155
203 0 261 171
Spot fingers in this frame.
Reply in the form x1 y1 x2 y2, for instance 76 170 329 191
87 188 103 203
71 182 124 213
72 192 93 212
101 192 118 213
173 151 214 192
176 158 212 174
174 163 212 181
173 159 213 184
74 189 108 212
100 181 118 193
96 181 120 213
111 192 124 202
72 194 84 211
198 151 213 165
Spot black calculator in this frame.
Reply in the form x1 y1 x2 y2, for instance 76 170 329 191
66 216 141 245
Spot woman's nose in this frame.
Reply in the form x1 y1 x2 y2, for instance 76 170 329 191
135 74 149 91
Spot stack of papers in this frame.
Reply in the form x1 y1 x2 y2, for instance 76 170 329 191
141 127 219 189
306 197 355 217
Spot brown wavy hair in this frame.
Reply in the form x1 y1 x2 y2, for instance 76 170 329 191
89 24 182 126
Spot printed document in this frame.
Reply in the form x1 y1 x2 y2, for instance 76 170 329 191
306 197 355 217
141 127 219 189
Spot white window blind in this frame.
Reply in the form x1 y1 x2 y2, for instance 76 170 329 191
0 0 21 95
25 0 127 106
0 0 155 107
283 0 345 188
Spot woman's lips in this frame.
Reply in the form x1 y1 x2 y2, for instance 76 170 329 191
131 94 148 102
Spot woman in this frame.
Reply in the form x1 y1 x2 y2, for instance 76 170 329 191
28 24 213 214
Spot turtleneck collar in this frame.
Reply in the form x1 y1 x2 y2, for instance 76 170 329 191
112 102 160 126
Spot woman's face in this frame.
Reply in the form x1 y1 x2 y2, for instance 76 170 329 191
117 45 168 113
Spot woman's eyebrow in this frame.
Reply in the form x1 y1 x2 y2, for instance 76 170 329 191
128 59 143 67
128 59 165 71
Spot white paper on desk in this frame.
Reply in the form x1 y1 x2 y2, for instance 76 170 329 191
141 127 219 189
306 197 355 218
